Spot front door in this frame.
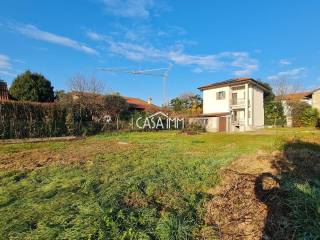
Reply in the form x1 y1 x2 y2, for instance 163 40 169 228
219 117 227 132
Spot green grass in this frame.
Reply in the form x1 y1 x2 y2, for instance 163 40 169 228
0 141 67 154
0 130 319 239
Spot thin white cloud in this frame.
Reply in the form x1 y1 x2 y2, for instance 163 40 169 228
279 59 291 65
0 54 17 78
9 23 98 55
0 70 16 77
87 29 258 75
107 41 258 75
103 0 154 18
86 30 109 41
267 68 306 81
225 52 258 76
0 54 11 69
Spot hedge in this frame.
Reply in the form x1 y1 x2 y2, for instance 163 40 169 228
0 100 103 139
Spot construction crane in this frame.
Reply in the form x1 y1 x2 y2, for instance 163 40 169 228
99 64 173 105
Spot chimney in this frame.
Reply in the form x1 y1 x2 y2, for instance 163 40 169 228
147 97 152 104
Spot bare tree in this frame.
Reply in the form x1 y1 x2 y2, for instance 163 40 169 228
272 77 301 101
87 76 105 94
271 77 303 127
68 74 105 94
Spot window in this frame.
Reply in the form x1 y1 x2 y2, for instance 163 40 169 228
216 91 226 100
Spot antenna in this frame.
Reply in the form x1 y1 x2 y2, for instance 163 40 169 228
99 64 173 105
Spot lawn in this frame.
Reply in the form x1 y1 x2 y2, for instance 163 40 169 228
0 130 319 239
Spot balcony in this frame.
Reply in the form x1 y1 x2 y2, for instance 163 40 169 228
232 119 245 126
231 98 246 109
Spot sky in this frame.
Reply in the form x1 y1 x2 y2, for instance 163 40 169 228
1 0 320 105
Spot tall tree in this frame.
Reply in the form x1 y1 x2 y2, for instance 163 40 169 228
258 80 286 126
9 70 54 102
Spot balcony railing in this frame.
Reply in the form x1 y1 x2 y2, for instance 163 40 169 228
232 98 245 105
231 98 247 108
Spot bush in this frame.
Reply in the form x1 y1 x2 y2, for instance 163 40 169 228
264 101 286 126
182 121 206 134
291 102 319 127
103 94 129 118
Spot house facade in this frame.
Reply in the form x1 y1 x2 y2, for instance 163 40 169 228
194 78 269 132
311 88 320 112
276 89 320 126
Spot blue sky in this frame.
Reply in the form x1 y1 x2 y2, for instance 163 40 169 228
1 0 320 104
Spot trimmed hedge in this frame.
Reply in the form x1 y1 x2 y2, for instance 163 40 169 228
0 100 103 139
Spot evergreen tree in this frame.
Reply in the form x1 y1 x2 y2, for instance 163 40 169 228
10 70 54 102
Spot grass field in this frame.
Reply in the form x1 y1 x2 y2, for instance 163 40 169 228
0 130 319 239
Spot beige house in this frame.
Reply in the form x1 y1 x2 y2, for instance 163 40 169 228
311 88 320 112
277 89 320 126
193 78 270 132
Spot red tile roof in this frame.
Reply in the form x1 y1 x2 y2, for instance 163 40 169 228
275 92 312 101
69 92 161 111
123 97 161 111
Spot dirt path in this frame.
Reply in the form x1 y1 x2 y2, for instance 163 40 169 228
205 151 285 240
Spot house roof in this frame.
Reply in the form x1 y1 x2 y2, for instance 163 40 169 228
198 78 271 92
69 92 161 111
123 97 161 111
311 88 320 93
275 92 312 101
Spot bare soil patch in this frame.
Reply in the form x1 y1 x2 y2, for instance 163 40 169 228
205 151 286 240
0 139 134 171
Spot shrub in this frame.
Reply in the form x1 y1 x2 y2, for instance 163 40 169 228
182 121 206 134
103 94 129 118
264 101 286 126
291 102 319 127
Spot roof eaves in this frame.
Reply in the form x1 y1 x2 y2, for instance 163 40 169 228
198 78 270 92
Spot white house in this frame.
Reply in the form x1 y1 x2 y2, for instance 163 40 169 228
193 78 270 132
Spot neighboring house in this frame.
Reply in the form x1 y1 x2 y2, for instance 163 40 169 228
70 92 160 112
0 80 9 100
194 78 270 132
275 92 312 126
275 90 320 126
311 88 320 112
123 97 161 112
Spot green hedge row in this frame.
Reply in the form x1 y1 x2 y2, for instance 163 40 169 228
0 101 103 139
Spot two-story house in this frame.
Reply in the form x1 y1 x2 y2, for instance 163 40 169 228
195 78 270 132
